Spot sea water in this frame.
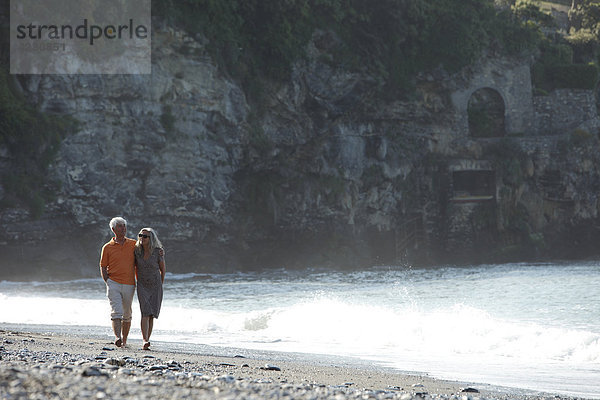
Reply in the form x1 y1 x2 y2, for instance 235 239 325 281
1 261 599 398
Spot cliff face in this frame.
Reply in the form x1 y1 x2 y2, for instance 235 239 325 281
2 26 600 278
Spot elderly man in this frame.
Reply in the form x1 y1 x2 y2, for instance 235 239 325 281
99 217 136 347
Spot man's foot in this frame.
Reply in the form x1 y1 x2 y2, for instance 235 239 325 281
143 342 150 350
114 338 122 347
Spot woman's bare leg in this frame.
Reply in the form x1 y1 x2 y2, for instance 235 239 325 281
141 316 150 348
148 317 154 341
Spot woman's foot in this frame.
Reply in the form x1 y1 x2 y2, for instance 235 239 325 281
143 341 150 350
114 338 122 347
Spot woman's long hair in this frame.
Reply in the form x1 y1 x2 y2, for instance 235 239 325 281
135 227 163 257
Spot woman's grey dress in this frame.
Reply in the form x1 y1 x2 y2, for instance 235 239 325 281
135 249 163 318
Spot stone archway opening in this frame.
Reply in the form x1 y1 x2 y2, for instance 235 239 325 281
468 88 506 138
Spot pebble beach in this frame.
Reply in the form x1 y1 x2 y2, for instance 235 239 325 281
0 328 588 400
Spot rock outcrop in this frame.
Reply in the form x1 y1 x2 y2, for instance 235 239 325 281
2 24 600 278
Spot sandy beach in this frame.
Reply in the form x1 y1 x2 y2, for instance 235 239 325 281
0 326 585 400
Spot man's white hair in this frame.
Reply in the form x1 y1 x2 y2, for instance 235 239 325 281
109 217 127 230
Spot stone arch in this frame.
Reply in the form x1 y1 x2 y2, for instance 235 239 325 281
467 87 506 138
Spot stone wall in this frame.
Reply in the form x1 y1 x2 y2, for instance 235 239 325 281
450 58 535 136
449 58 600 139
533 89 600 135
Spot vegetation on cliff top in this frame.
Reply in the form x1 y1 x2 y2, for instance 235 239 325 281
151 0 600 95
152 0 541 95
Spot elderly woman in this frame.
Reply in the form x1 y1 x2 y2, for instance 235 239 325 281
134 227 166 350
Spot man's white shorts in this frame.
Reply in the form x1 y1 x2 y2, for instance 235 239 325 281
106 278 135 322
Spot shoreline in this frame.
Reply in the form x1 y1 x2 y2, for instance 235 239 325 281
0 325 587 400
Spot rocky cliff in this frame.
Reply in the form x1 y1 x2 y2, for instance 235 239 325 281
2 24 600 279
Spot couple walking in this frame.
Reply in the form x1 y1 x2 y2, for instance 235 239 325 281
99 217 165 350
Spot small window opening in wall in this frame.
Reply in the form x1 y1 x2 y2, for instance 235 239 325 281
452 170 495 202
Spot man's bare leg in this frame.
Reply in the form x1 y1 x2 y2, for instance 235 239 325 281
112 319 122 347
122 321 131 346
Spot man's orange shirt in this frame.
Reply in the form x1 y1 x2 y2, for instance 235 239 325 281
100 237 136 285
